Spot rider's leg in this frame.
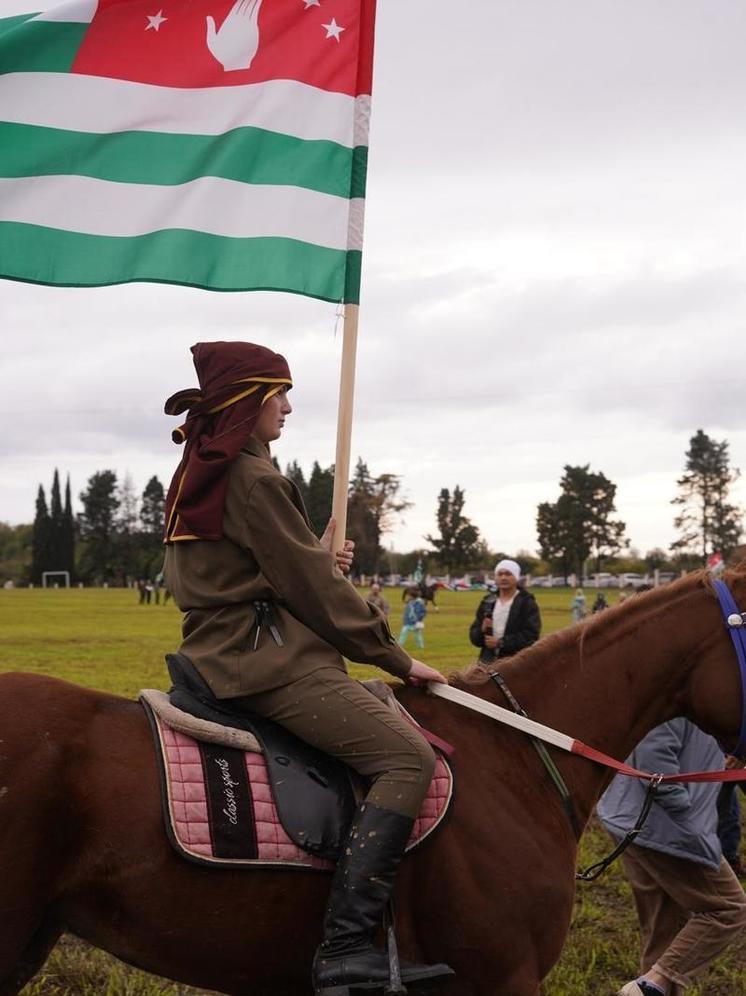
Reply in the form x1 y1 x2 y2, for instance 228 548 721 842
238 667 453 992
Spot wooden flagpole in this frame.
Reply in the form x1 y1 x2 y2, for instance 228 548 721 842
331 303 359 555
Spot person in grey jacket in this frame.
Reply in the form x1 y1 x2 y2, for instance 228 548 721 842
597 718 746 996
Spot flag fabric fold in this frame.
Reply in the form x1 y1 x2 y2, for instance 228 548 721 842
0 0 376 302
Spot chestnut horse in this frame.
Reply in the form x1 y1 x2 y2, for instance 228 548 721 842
1 569 745 996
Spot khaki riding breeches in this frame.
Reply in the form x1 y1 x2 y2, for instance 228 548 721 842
233 667 435 819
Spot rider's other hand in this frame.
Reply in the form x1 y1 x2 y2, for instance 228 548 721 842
484 635 499 649
336 540 354 575
406 658 447 686
320 518 355 574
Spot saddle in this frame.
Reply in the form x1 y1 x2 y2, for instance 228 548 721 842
166 653 357 858
140 654 453 870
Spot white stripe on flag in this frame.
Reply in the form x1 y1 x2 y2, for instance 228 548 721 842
34 0 97 22
0 174 365 250
0 73 370 148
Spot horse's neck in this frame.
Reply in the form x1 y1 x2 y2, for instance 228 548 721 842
503 585 707 807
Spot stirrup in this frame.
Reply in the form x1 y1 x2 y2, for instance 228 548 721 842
384 924 407 995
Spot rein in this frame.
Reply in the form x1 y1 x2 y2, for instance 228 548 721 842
425 685 746 786
486 671 582 839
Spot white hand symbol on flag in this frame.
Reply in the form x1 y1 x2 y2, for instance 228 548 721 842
206 0 263 72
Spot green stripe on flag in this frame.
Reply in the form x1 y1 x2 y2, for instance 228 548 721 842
0 222 362 303
0 13 38 35
0 17 87 74
0 122 367 199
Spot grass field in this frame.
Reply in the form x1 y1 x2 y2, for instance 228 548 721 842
1 586 745 995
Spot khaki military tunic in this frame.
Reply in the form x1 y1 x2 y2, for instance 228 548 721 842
164 437 412 699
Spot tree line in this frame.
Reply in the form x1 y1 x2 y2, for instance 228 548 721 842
28 470 166 585
2 427 741 586
14 457 492 585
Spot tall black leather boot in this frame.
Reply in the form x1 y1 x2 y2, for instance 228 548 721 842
312 802 454 995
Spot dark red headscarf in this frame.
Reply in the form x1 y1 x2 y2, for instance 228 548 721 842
164 342 291 542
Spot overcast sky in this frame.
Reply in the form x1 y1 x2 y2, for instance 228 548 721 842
3 0 746 560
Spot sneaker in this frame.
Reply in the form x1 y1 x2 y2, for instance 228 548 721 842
617 982 666 996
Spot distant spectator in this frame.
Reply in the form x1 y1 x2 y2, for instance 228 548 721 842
598 719 746 996
144 580 154 604
366 582 390 619
571 589 587 623
469 559 541 665
592 591 609 613
398 588 426 650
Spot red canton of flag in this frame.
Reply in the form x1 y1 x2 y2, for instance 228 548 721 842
707 551 725 573
72 0 375 96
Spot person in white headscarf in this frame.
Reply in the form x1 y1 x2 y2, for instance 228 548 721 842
468 559 541 665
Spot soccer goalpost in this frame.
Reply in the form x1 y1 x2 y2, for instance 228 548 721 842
42 571 71 588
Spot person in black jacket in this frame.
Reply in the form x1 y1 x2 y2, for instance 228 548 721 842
469 559 541 665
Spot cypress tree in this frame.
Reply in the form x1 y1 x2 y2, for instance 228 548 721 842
62 475 76 577
306 462 334 538
31 484 51 584
49 468 63 569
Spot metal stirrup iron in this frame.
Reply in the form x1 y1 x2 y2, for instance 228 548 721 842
383 903 407 995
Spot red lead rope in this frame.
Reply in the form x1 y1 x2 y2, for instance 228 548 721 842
572 738 746 783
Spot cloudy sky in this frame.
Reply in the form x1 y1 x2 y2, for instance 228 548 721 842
2 0 746 560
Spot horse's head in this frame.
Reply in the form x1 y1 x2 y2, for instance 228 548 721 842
684 565 746 758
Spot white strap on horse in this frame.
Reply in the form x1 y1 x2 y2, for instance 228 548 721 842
427 681 746 785
427 681 575 753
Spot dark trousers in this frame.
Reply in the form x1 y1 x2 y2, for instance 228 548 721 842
717 783 743 863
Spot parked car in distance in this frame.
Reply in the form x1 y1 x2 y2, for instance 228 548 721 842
618 573 649 589
589 573 617 588
656 571 677 585
529 576 570 588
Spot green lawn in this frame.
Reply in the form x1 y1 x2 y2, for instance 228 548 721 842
1 586 744 995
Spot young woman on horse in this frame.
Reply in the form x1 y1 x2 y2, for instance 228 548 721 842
162 341 451 996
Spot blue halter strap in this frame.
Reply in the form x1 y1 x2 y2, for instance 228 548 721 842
712 578 746 757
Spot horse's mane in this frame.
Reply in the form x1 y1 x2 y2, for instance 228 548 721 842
450 568 728 690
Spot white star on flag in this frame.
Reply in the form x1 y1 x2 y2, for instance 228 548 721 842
303 0 321 8
145 10 167 31
322 17 345 41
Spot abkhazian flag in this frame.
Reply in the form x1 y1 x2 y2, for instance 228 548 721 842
0 0 375 302
707 551 725 575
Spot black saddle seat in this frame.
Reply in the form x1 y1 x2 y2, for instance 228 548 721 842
165 653 357 859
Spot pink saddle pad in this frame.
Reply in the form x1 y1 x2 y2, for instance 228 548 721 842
147 708 454 869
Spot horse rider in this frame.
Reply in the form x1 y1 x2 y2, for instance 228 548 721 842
163 342 453 995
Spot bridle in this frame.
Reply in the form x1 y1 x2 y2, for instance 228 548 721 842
713 577 746 758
